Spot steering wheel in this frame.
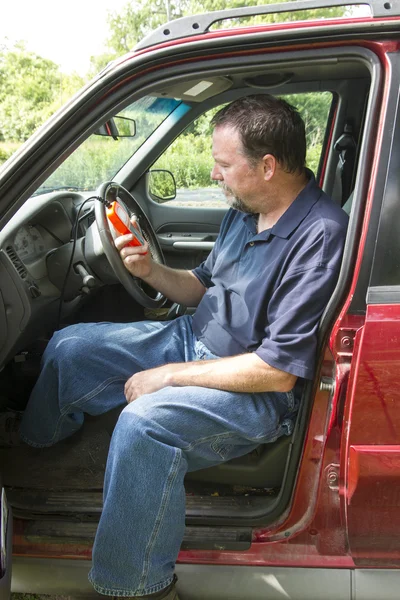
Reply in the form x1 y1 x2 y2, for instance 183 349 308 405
95 181 167 309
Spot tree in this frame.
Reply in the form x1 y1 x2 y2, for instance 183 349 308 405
0 43 60 141
0 42 85 142
189 0 345 22
88 52 117 78
105 0 192 55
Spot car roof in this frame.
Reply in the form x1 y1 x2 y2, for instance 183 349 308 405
134 0 400 51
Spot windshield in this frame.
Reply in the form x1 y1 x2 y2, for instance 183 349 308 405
34 96 181 196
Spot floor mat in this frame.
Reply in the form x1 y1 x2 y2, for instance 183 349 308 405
0 412 120 489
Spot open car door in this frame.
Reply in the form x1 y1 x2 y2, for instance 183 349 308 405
0 481 11 599
342 63 400 568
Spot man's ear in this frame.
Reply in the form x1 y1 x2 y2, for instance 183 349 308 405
262 154 276 181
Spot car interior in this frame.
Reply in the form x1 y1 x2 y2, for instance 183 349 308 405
0 42 379 543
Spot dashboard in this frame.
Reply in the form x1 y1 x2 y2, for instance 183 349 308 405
0 191 95 368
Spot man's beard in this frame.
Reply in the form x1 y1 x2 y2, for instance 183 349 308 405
219 183 257 214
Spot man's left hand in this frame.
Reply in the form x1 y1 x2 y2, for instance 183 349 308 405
124 364 175 403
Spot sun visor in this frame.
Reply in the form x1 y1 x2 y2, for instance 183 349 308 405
157 76 232 102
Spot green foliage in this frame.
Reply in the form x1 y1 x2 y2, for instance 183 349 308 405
105 0 192 54
39 138 137 190
0 141 21 166
88 52 117 78
155 133 214 189
0 42 85 142
189 0 345 27
153 130 322 191
286 92 332 148
60 71 86 101
0 42 60 141
149 170 177 200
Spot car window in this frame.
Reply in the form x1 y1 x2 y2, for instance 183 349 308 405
33 96 183 196
150 92 333 208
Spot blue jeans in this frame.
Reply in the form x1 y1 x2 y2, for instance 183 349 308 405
20 315 297 596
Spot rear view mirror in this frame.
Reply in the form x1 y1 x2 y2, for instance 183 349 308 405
94 116 136 139
148 169 176 203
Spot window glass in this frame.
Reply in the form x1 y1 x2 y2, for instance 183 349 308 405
151 92 333 207
33 96 182 196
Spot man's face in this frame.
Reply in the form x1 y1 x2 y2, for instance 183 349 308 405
210 125 265 214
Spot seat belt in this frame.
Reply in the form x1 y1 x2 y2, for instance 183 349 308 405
334 123 356 205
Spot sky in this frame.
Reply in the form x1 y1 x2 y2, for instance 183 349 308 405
1 0 131 75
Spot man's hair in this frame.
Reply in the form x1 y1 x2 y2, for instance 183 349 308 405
211 94 306 173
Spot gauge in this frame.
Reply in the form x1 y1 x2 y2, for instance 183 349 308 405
14 226 46 261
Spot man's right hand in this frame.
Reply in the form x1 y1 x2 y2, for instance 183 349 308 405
114 230 153 280
114 219 207 307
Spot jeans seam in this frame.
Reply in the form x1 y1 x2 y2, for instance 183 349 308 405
184 429 278 453
49 375 125 445
138 447 182 594
88 575 174 597
286 390 295 411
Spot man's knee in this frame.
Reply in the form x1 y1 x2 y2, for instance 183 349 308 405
123 391 180 425
45 324 95 366
116 394 179 445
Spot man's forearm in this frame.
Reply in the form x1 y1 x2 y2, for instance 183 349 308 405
143 262 206 307
124 351 297 403
165 353 297 393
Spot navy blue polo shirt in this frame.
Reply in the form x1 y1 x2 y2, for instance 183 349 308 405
191 174 348 380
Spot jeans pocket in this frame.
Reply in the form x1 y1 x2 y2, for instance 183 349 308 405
210 436 235 460
194 339 220 361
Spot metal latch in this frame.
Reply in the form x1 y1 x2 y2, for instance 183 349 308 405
326 464 340 491
320 376 335 393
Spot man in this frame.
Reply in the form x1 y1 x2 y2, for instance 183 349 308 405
19 95 348 599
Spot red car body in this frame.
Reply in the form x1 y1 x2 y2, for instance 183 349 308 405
2 1 400 598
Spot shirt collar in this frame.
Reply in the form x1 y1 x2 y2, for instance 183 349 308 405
242 169 322 240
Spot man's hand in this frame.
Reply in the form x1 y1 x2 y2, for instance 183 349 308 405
114 218 153 280
125 364 176 403
113 218 207 307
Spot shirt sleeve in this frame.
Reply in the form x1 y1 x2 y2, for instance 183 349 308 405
255 263 340 379
254 211 347 379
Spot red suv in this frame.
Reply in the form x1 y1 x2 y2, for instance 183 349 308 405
1 1 400 598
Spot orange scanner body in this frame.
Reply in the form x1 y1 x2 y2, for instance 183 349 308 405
106 200 147 252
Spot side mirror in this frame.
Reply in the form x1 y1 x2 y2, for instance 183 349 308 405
94 116 136 139
148 169 176 203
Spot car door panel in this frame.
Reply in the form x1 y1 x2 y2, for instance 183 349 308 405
148 201 226 270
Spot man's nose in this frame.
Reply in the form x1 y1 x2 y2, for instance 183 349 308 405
211 165 222 181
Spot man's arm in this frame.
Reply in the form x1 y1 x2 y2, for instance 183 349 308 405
124 353 297 403
114 233 207 306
